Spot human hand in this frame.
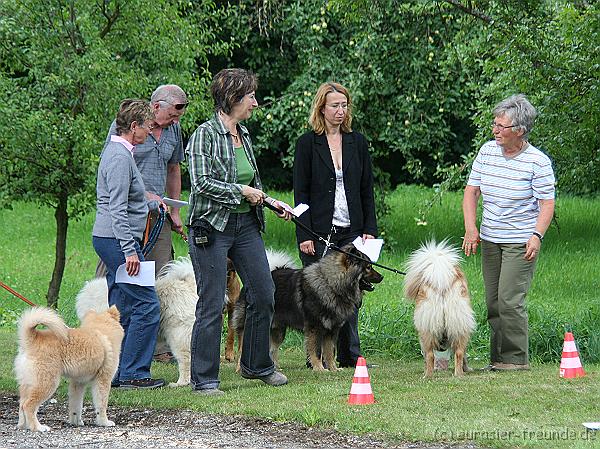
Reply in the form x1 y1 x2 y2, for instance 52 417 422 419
241 186 265 206
265 197 292 221
125 254 140 276
462 230 480 256
299 240 315 255
524 235 541 261
362 233 375 243
169 208 184 233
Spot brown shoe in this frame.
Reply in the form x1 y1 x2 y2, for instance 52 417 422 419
153 352 175 364
491 363 530 371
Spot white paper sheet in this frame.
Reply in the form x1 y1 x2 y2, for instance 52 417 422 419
115 261 155 286
269 200 308 217
162 197 189 208
352 237 384 262
583 422 600 431
292 203 309 217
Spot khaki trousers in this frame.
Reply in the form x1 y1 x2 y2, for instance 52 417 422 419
481 240 537 365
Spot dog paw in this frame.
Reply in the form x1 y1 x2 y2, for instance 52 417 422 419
168 381 189 388
69 418 84 426
33 424 51 432
97 419 115 427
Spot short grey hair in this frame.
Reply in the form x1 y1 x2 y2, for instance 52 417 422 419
150 84 187 109
492 94 537 140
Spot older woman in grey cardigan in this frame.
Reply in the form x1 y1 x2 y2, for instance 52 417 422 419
92 99 165 390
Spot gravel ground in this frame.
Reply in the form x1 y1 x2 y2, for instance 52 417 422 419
0 394 478 449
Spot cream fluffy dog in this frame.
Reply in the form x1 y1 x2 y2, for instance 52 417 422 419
76 257 238 387
15 306 123 432
404 240 476 377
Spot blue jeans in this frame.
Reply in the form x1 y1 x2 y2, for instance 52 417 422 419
188 212 275 390
92 236 160 381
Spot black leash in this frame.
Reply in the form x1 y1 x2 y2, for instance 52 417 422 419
263 199 405 275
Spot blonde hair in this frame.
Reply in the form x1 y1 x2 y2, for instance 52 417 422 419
308 82 353 135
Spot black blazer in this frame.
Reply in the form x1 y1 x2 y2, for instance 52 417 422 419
293 130 377 243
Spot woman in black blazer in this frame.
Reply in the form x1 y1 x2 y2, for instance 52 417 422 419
293 81 378 368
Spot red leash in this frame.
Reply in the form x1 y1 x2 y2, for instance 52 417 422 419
0 280 37 307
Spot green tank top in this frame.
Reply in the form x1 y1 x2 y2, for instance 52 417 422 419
233 145 255 213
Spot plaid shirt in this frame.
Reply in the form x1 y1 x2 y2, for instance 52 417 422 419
186 113 265 232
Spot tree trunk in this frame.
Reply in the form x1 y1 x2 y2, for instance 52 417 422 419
47 190 69 308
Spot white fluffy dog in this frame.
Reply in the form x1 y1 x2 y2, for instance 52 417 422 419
403 240 476 377
76 257 204 387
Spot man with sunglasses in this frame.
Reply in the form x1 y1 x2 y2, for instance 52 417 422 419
100 84 188 366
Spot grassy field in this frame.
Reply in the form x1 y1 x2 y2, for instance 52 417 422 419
1 185 600 448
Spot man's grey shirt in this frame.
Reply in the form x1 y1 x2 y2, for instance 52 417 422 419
106 121 184 197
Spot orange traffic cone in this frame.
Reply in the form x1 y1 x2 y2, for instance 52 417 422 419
348 356 375 405
559 332 585 378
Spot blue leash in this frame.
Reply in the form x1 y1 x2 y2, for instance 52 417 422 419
142 207 166 257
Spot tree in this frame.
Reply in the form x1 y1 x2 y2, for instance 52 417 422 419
219 0 481 189
0 0 234 307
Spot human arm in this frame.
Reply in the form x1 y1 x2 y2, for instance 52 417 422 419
103 152 138 258
187 125 246 207
462 185 481 256
524 198 555 261
293 133 313 244
358 134 378 237
166 163 183 233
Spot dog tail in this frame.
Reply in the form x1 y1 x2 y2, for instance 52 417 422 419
17 307 69 349
404 239 462 300
75 277 109 321
157 256 195 282
265 248 298 271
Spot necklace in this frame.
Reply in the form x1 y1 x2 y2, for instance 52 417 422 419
230 131 239 139
327 132 341 152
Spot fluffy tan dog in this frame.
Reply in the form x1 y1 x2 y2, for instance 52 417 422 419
75 256 240 387
15 306 123 432
404 240 476 377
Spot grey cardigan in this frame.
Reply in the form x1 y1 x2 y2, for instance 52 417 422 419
93 140 149 257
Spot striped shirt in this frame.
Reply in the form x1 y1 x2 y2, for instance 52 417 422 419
467 140 555 243
185 113 265 232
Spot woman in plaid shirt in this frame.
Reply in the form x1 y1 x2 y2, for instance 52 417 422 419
185 69 290 396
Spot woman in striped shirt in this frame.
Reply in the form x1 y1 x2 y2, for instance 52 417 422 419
462 94 555 372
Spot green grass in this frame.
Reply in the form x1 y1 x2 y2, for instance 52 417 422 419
2 186 600 448
2 329 600 449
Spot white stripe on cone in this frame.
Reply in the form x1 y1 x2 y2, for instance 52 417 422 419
354 366 369 377
562 341 577 352
560 357 583 369
349 383 373 395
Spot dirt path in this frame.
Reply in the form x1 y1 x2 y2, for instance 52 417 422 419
0 394 477 449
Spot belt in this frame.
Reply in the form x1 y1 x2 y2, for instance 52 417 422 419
331 225 351 233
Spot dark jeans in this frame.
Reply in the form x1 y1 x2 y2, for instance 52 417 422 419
188 212 275 390
92 236 160 381
299 226 361 366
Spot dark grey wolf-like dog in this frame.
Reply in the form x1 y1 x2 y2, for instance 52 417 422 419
232 244 383 372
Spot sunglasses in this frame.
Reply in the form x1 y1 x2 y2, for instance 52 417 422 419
158 99 189 110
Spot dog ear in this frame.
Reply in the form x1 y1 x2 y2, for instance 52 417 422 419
227 258 236 273
107 305 121 321
338 249 354 270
